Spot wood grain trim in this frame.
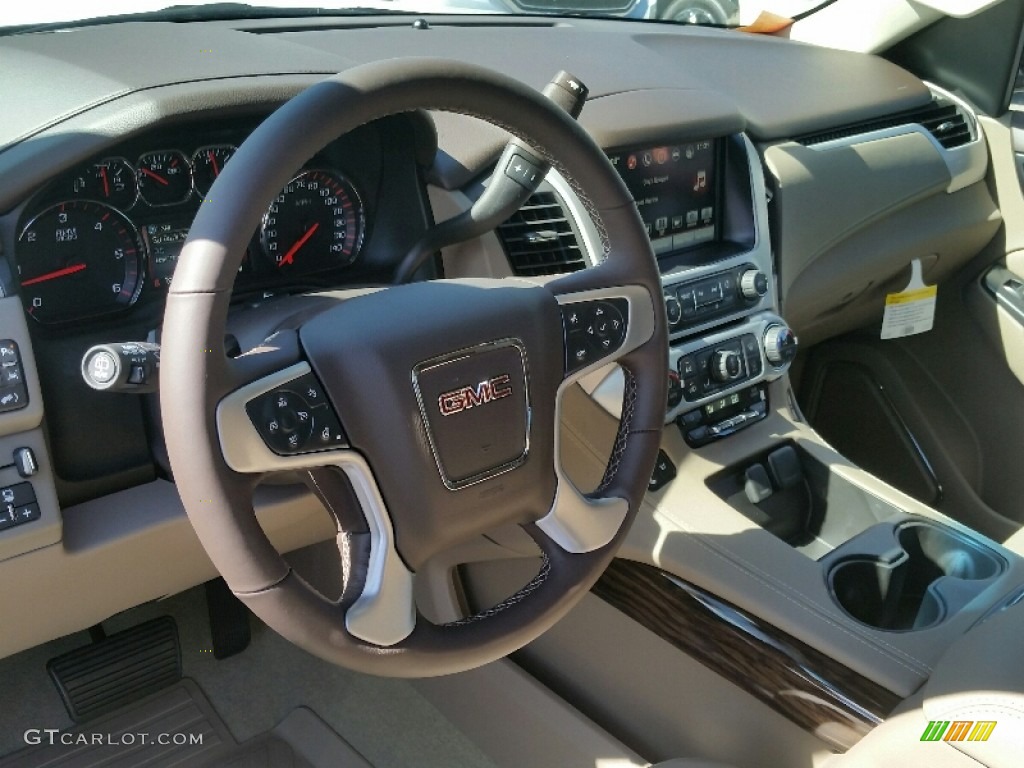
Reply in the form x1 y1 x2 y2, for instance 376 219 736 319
592 559 902 752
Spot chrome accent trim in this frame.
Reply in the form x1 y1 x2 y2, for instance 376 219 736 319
92 156 140 210
411 337 531 491
258 168 366 269
135 149 194 207
658 134 777 340
341 453 416 646
545 170 604 268
190 144 237 198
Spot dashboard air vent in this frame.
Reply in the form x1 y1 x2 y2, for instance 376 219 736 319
510 0 634 11
797 100 972 150
496 191 586 277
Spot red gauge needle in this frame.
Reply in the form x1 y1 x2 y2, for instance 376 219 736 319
278 223 319 267
22 263 87 286
140 167 169 186
100 166 110 198
208 150 220 177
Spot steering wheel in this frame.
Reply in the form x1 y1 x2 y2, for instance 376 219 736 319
161 59 667 677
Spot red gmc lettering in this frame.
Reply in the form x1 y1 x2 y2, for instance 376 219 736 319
438 375 512 416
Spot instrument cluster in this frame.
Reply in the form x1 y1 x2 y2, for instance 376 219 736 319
14 133 368 326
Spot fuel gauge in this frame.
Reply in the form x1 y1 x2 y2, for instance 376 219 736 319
70 158 138 210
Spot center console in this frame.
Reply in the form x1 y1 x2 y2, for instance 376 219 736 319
542 128 1024 756
585 133 798 447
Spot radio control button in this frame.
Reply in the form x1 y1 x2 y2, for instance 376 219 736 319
740 269 769 301
665 294 682 326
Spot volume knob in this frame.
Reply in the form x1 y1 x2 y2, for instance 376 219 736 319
665 293 682 326
740 269 768 301
763 324 798 366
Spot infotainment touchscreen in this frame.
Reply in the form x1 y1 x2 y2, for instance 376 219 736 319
607 140 718 255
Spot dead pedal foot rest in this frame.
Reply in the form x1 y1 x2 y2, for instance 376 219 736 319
47 616 182 723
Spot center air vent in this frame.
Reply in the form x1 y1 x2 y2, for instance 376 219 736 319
797 99 972 150
496 191 586 277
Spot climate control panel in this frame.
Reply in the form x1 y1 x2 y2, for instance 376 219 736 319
665 312 797 424
677 334 762 403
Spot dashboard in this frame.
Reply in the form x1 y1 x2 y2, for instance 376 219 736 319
0 13 1001 661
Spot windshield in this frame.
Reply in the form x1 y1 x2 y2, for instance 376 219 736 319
2 0 833 32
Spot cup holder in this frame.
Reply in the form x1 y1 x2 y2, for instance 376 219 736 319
828 522 1004 631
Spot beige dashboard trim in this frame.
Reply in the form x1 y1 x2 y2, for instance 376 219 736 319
0 479 334 661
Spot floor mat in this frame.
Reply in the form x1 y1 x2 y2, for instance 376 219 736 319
0 679 372 768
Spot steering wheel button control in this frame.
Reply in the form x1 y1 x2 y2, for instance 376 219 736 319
0 481 38 532
564 307 584 331
504 153 543 190
0 340 29 414
562 298 628 374
246 372 348 456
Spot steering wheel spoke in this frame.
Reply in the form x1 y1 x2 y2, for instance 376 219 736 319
303 460 416 647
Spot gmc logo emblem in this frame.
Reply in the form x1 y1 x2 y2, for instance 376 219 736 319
438 375 513 416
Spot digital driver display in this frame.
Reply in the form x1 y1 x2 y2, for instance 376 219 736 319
607 140 718 255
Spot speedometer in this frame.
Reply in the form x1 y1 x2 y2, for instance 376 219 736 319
16 201 144 324
260 170 364 275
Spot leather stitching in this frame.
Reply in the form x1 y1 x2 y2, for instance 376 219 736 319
444 555 552 627
596 367 637 495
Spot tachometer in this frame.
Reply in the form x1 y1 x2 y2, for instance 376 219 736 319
260 170 364 275
16 201 144 324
